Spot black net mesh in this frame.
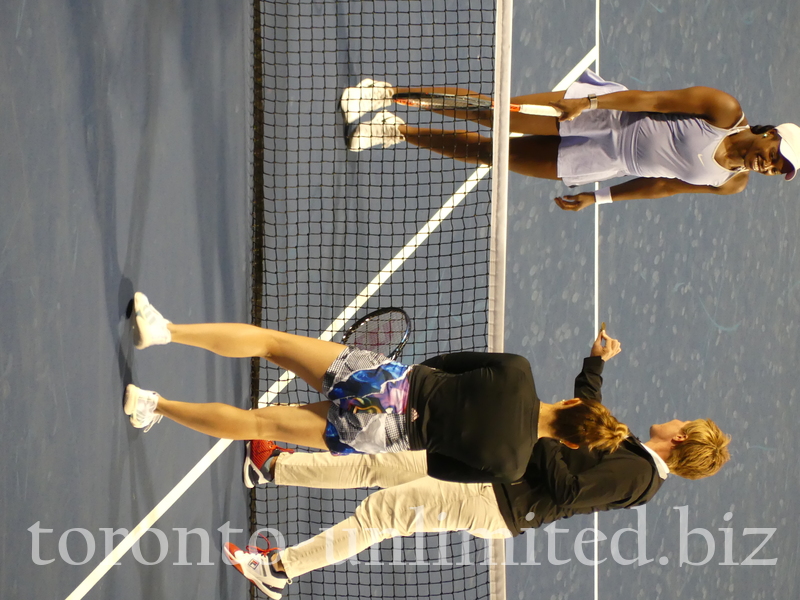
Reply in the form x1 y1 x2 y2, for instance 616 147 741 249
249 1 497 598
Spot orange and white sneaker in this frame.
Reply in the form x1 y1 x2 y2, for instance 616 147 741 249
243 440 295 488
224 539 289 599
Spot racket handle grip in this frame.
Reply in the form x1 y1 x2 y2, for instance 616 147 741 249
517 104 561 117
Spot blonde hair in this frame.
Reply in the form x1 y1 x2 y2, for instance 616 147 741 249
552 399 630 453
667 419 731 480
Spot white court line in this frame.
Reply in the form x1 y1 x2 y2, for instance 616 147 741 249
64 440 232 600
594 2 601 600
552 47 598 91
65 48 599 598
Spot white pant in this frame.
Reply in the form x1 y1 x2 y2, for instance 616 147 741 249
274 451 511 580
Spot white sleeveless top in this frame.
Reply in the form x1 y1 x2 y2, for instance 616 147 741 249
620 112 747 187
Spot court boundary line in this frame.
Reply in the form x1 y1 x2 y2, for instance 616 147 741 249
63 48 599 600
594 3 601 600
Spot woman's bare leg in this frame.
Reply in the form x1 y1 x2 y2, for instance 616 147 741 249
399 125 493 165
154 396 331 448
399 125 561 180
393 87 566 135
167 323 344 393
507 135 561 179
132 297 342 445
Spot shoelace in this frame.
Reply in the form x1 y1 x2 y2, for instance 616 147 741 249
140 391 163 432
143 414 162 433
258 441 295 455
246 533 280 558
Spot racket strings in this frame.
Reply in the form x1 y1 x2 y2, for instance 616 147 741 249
392 92 490 111
343 311 410 358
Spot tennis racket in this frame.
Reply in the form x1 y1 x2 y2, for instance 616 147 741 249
341 308 412 360
392 92 562 117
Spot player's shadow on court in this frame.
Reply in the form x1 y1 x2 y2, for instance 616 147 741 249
120 287 136 391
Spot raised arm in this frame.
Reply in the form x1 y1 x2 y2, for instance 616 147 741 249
553 86 744 129
574 356 603 401
555 171 750 211
574 330 621 400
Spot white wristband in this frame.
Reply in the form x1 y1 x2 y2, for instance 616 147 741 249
588 94 598 110
594 187 613 205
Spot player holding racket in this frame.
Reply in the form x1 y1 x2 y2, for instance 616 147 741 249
126 292 627 484
341 72 800 210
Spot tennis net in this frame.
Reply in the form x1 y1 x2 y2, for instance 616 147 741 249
249 1 504 599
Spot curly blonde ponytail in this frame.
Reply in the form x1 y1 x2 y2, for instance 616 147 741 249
551 399 630 453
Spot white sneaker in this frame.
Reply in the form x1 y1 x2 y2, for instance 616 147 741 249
347 111 405 152
124 384 162 432
340 78 395 123
133 292 171 349
224 542 289 600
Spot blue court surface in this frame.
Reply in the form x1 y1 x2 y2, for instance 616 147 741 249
1 1 799 600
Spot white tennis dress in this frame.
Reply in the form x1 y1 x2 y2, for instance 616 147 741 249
557 69 746 187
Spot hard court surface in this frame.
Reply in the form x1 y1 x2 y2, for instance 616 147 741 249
1 1 798 600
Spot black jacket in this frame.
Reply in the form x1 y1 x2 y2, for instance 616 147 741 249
492 357 664 536
405 352 540 483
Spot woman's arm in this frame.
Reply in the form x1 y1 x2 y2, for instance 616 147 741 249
555 172 750 211
553 87 744 129
573 330 621 400
574 357 604 401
